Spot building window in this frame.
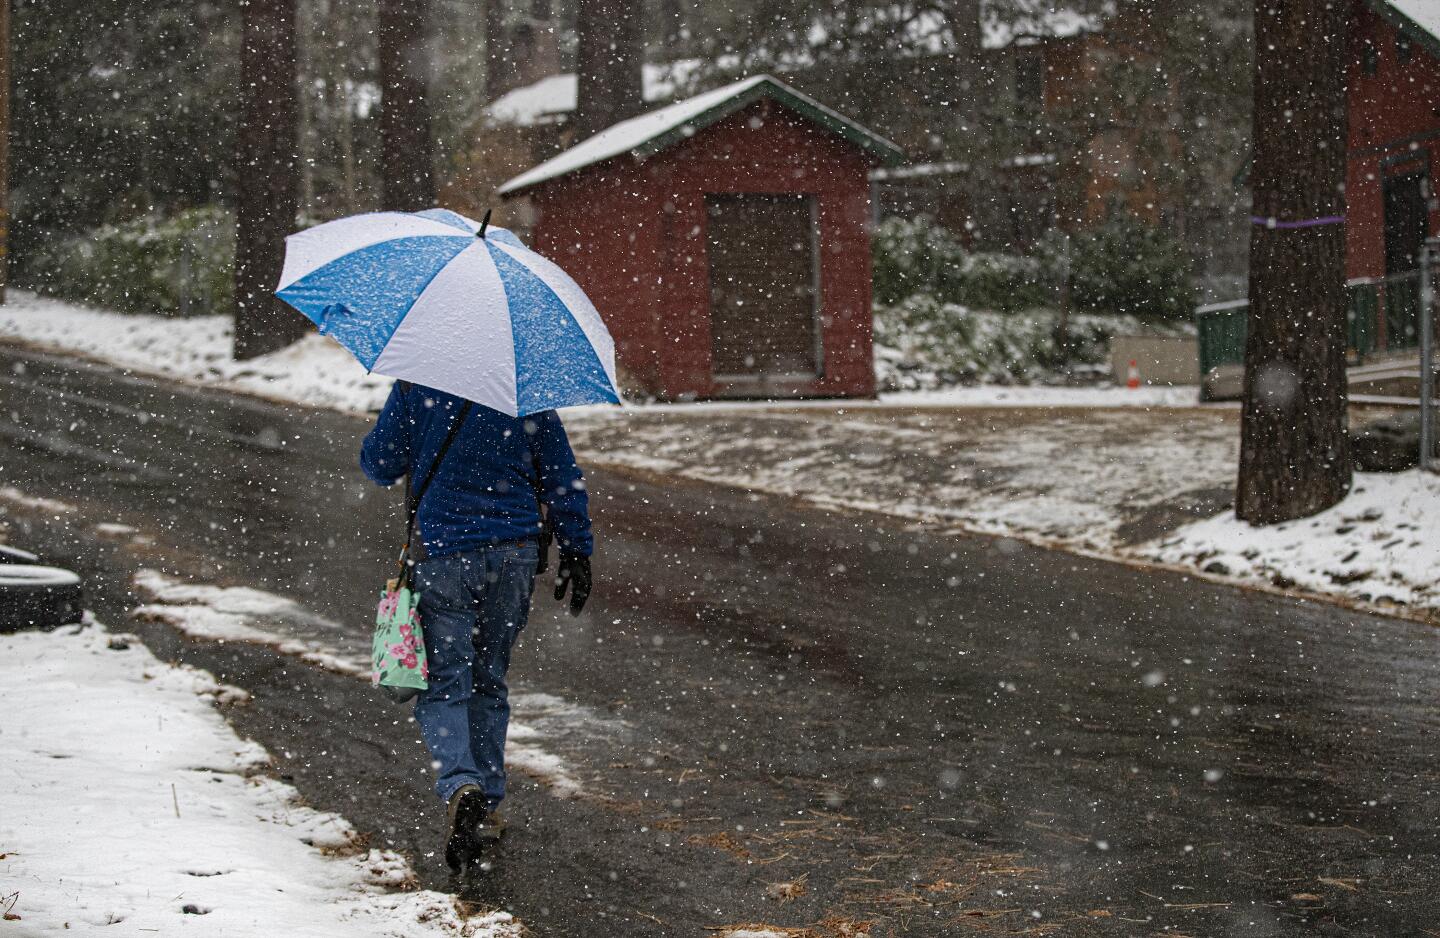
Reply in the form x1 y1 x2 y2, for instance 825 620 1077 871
1362 38 1379 75
1397 33 1413 65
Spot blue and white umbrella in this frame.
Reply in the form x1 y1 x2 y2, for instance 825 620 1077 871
275 208 621 417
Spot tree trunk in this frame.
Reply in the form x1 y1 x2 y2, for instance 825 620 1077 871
297 12 315 220
573 0 644 140
1236 0 1351 523
378 0 435 211
339 79 357 215
943 0 982 143
485 0 508 100
0 0 10 306
234 0 304 360
657 0 682 51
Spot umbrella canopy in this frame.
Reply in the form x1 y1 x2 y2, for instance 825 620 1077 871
275 208 621 417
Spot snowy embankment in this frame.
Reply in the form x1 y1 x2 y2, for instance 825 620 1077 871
0 622 520 936
563 406 1440 620
1142 471 1440 614
0 290 393 412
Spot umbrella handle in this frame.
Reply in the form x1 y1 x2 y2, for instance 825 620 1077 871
478 209 491 239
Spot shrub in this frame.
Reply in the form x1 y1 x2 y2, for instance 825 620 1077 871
1053 215 1196 321
872 214 968 305
26 206 234 316
872 215 1054 312
873 294 1147 390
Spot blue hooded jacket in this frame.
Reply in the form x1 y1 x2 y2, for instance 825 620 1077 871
360 382 592 558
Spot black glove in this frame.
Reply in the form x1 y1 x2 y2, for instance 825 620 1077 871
554 554 591 616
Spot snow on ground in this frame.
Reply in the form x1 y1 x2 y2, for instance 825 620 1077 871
0 290 392 412
133 568 611 799
879 384 1203 408
569 406 1440 617
565 405 1239 552
1143 470 1440 612
0 622 520 936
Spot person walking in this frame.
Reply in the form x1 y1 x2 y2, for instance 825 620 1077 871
361 380 593 870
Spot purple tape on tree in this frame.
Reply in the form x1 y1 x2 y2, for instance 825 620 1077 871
1250 215 1346 229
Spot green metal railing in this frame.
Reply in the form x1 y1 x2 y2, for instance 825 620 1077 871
1195 272 1421 378
1195 299 1248 376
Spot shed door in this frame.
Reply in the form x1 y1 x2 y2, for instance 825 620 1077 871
706 193 820 378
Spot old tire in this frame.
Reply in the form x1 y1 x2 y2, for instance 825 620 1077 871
0 564 84 631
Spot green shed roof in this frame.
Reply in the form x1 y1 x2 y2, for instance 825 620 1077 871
498 74 904 197
1370 0 1440 60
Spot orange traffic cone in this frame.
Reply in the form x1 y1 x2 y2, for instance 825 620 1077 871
1126 359 1141 390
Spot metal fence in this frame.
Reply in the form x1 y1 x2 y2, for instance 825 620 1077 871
1196 262 1437 471
1196 272 1426 379
1421 240 1437 472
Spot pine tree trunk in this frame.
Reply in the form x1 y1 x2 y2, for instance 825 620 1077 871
379 0 435 211
944 0 982 146
297 15 315 220
574 0 644 140
1237 0 1352 523
233 0 305 360
0 0 10 306
485 0 507 101
339 83 357 215
657 0 682 51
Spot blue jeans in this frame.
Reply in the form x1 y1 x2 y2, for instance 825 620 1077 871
412 542 538 806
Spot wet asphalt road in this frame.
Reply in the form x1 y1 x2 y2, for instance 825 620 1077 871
4 345 1440 937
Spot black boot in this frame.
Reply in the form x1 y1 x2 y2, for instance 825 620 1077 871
444 785 489 871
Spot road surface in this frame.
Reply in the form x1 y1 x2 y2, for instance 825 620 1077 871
2 345 1438 936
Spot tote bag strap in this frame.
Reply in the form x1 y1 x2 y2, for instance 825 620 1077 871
528 457 554 572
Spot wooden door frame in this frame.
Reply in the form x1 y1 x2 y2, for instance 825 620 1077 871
704 191 824 385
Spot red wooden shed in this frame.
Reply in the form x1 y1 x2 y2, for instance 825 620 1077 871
498 75 903 400
1347 0 1440 287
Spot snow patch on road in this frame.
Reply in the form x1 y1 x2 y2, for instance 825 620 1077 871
1142 470 1440 612
132 569 611 800
133 568 368 677
0 622 521 936
0 484 78 515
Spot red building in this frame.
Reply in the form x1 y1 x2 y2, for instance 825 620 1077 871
1347 0 1440 287
499 75 902 401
